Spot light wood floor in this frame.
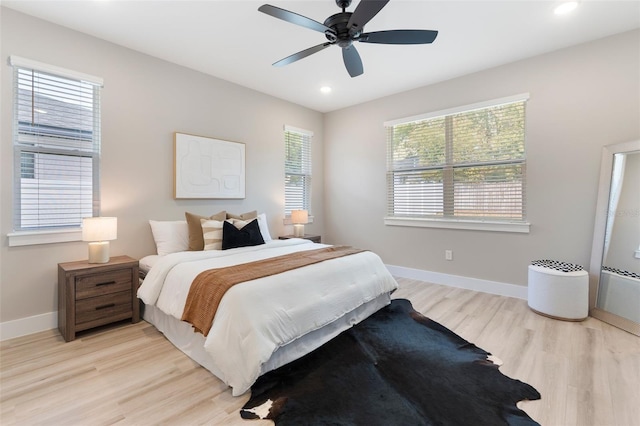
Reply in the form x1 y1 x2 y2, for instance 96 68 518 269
1 278 639 425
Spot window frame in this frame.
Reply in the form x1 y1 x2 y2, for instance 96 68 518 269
284 125 313 221
384 94 530 233
8 56 103 247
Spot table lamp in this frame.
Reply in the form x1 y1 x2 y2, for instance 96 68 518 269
82 217 117 263
291 210 308 237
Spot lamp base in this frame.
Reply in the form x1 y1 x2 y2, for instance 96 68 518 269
293 224 305 237
88 241 110 264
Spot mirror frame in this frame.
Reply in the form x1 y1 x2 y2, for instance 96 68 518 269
589 139 640 336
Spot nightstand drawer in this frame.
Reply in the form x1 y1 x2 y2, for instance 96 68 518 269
75 290 133 327
76 270 132 300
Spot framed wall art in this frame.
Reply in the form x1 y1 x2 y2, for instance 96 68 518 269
174 132 246 199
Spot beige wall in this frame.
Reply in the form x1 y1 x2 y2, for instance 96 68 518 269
0 8 324 323
323 30 640 287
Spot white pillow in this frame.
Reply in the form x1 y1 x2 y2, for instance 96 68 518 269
149 220 189 256
201 219 226 251
257 213 272 242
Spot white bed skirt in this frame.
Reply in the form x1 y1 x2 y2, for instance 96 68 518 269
143 293 391 394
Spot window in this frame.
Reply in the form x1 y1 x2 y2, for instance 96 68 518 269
385 94 529 232
284 125 312 216
10 56 102 234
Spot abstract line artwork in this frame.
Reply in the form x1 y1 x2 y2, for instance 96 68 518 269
174 132 245 199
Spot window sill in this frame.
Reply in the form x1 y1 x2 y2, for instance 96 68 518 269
8 228 82 247
384 217 530 233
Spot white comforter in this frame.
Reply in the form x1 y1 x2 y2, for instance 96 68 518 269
138 238 398 395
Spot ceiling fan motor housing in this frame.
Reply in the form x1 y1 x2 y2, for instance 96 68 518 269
324 12 361 47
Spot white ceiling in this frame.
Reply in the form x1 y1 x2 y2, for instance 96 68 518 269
3 0 639 112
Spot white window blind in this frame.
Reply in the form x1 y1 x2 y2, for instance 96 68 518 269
284 125 312 215
11 57 102 231
385 95 528 223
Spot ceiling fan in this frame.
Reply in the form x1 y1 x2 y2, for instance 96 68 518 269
258 0 438 78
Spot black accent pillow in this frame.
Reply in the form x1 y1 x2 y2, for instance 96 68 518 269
222 219 265 250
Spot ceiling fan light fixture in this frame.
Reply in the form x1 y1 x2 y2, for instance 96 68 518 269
320 86 332 94
554 1 578 15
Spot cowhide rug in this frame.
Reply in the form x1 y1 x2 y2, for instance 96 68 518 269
240 298 541 426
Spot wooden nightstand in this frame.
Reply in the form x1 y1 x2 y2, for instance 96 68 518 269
279 234 321 243
58 255 140 342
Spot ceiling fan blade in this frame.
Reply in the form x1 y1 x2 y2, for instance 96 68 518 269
342 45 363 77
259 4 334 34
347 0 390 31
273 42 332 67
360 29 438 44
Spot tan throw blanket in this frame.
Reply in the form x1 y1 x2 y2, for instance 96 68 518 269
182 246 367 336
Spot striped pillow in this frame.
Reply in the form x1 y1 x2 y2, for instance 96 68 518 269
201 219 226 250
185 210 226 250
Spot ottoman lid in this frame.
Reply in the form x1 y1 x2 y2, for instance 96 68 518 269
531 259 584 273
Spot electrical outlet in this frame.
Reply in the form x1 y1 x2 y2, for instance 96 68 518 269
445 250 453 261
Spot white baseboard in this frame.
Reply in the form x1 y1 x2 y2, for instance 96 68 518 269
0 311 57 341
386 264 528 300
0 267 526 342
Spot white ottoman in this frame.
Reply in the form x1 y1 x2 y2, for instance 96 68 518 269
527 260 589 321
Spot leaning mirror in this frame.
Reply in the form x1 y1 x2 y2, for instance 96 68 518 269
589 139 640 336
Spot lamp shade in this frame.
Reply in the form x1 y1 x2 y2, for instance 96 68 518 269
291 210 308 225
82 217 117 242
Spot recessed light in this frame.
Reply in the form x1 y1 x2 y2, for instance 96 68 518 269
554 1 578 15
320 86 332 94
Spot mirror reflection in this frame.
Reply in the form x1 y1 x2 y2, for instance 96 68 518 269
597 150 640 324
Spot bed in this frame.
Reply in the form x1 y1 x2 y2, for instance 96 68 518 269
137 230 398 396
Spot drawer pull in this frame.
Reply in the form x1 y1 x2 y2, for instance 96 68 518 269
95 303 116 310
96 281 116 287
